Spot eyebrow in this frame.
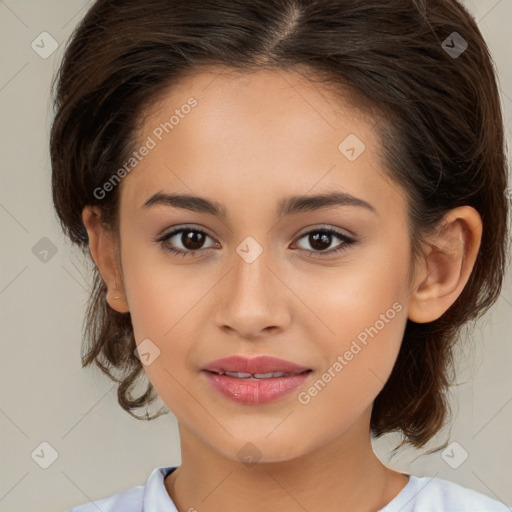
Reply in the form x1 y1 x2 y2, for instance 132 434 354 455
142 190 377 217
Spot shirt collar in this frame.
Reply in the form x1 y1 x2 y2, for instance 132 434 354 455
143 466 179 512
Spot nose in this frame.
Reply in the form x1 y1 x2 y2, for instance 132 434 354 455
213 248 291 340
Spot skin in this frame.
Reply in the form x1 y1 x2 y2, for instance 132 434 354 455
82 66 482 512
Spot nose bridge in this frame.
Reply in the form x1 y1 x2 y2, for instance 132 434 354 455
230 235 274 305
214 234 289 336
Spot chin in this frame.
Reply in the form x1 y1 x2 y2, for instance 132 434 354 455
214 432 311 466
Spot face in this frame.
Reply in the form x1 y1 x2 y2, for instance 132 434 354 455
110 67 416 462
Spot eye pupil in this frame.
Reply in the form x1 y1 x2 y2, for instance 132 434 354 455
183 230 205 250
310 232 331 251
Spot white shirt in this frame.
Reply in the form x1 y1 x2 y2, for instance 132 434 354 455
67 466 511 511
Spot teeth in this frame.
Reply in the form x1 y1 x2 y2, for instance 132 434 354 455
254 372 287 378
223 371 253 378
219 371 290 379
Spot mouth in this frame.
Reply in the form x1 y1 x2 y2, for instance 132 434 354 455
203 369 312 379
202 354 312 375
201 355 313 404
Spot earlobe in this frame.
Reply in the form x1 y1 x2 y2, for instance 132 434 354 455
408 206 482 324
108 265 130 313
81 206 130 313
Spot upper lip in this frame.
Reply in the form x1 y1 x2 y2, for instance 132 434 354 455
202 355 311 375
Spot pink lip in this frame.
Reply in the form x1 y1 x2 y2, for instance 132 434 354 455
201 355 312 405
202 355 310 374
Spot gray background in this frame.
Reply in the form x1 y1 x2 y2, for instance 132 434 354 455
0 1 511 511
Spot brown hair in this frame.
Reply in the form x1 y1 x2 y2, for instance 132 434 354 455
50 0 510 452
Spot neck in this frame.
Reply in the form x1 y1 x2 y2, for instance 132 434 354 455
165 412 408 512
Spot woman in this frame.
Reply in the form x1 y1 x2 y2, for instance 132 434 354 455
50 0 511 510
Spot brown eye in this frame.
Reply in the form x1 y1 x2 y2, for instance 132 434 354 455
294 228 357 257
179 229 207 250
156 227 218 257
155 226 356 259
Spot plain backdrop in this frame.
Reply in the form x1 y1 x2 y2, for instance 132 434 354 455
0 1 511 511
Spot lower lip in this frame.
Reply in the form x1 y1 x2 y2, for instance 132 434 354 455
202 371 311 404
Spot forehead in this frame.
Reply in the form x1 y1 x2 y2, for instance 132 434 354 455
119 66 404 218
141 65 375 139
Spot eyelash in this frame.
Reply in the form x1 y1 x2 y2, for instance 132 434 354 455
155 225 357 259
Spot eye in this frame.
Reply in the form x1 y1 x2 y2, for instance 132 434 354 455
154 226 357 258
293 227 357 257
155 226 219 257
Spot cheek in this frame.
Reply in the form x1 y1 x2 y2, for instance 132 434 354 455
295 281 408 424
120 242 198 338
295 238 408 330
120 247 212 395
297 239 410 381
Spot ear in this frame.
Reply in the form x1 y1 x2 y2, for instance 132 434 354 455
408 206 482 323
81 206 130 313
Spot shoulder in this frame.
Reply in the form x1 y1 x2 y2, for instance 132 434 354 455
66 466 177 512
383 474 511 512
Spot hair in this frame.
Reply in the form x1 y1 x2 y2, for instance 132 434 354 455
50 0 509 453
